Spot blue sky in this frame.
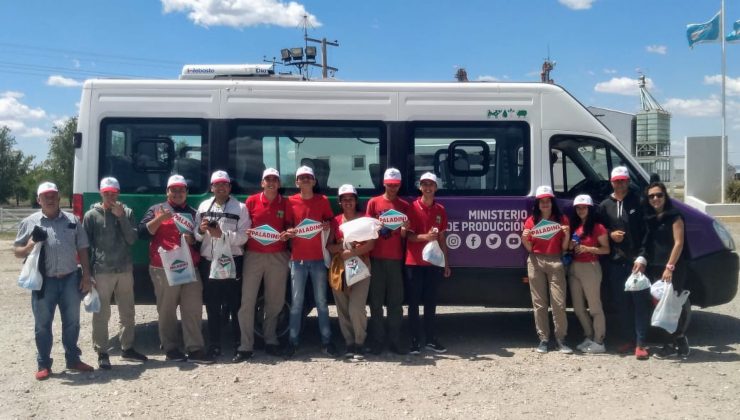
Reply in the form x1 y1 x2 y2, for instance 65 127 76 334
1 0 738 165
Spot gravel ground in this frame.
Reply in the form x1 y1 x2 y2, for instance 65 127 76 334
1 222 740 419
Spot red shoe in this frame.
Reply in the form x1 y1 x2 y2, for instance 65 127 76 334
67 361 94 372
617 341 635 354
35 368 51 381
635 346 649 360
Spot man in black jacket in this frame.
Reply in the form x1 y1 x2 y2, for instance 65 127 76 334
599 166 651 359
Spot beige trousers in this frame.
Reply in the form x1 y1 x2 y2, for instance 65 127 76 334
569 261 606 343
332 274 370 346
92 271 136 352
527 254 568 341
149 266 205 352
237 251 289 352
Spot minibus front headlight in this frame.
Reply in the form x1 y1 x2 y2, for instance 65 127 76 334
713 220 735 251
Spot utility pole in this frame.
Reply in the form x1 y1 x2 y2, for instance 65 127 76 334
278 15 339 79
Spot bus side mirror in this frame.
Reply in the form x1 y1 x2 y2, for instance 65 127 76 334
649 173 661 183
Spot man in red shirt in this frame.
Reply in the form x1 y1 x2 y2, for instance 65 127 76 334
365 168 410 355
234 168 293 362
405 172 451 354
284 166 338 357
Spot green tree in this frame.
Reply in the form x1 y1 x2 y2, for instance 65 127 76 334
0 126 34 205
44 117 77 205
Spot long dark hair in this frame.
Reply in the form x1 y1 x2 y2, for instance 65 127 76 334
570 205 596 238
644 181 674 219
532 197 562 223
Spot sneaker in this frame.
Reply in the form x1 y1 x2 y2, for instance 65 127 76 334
344 344 355 359
654 343 677 359
231 351 253 363
675 336 690 358
165 349 187 362
425 340 447 354
409 340 421 355
207 345 222 358
264 344 281 357
67 361 95 372
584 341 606 354
121 348 148 362
616 341 635 354
536 340 549 353
322 342 340 358
35 367 51 381
353 344 366 360
283 343 297 359
635 346 649 360
556 340 573 354
187 350 215 364
576 338 594 352
98 353 112 370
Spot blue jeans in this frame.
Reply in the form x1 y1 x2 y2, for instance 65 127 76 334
32 271 84 369
608 262 651 346
289 260 331 346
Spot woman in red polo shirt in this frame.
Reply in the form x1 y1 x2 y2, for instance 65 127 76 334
568 194 609 354
521 185 571 354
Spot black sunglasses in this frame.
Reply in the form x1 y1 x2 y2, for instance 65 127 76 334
648 193 665 200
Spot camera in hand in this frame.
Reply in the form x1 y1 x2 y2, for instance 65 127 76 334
31 225 48 242
207 220 219 228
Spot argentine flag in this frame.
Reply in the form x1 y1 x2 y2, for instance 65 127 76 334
728 19 740 43
687 12 720 47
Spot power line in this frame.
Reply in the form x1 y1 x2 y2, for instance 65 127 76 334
0 42 182 67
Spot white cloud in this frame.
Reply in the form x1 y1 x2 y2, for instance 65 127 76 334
46 75 83 88
21 127 49 138
161 0 320 28
476 75 500 82
594 77 652 96
603 68 617 74
0 91 46 119
663 97 721 117
646 44 667 55
703 74 740 96
53 117 71 127
559 0 594 10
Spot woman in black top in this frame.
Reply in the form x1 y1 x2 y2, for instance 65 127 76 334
634 182 691 358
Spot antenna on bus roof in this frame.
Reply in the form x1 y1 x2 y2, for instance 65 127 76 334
541 46 556 84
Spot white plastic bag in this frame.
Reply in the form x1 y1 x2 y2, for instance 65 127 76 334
321 228 332 269
18 243 43 291
422 240 446 267
344 255 370 286
339 217 383 244
650 279 667 301
209 234 236 280
651 283 690 333
624 271 651 292
83 284 101 313
159 234 197 286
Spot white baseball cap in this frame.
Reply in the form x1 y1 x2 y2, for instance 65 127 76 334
535 185 554 199
573 194 594 207
610 166 629 181
338 184 358 197
262 168 280 180
37 182 58 196
419 172 438 185
210 170 231 184
167 174 188 189
383 168 402 185
99 177 120 193
296 165 315 179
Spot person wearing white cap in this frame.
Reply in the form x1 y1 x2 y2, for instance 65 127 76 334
598 166 650 359
83 177 147 368
14 181 94 379
195 170 251 359
326 184 375 359
365 167 410 355
568 194 609 354
138 174 213 364
234 168 294 362
404 172 451 354
282 165 338 358
521 185 572 354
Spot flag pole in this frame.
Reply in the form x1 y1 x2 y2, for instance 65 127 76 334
721 0 727 203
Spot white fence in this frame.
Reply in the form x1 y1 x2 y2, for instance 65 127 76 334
0 208 37 233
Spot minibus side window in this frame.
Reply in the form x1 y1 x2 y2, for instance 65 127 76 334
100 119 206 194
412 122 530 196
228 122 384 195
